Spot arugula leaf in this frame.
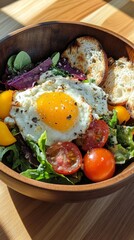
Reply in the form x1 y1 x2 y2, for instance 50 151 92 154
0 144 19 162
0 144 31 171
103 110 118 128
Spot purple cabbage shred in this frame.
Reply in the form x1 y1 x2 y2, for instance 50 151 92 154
58 58 86 80
5 58 52 90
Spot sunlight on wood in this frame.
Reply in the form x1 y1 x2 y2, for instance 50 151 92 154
81 0 134 42
1 0 57 25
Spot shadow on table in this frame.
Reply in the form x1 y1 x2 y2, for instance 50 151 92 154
0 224 10 240
0 0 19 8
8 188 98 240
103 0 134 18
8 183 134 240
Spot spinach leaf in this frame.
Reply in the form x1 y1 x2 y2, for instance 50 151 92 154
13 51 32 71
7 55 16 72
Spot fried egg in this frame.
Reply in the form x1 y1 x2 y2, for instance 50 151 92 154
9 77 108 146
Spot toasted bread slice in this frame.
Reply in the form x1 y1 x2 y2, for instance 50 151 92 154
126 93 134 119
61 36 108 85
102 57 134 105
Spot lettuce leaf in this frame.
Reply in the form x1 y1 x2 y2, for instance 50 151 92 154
117 125 134 149
103 111 134 164
21 132 75 184
109 144 134 164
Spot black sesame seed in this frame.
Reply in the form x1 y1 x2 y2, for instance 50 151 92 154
66 115 72 120
32 117 38 123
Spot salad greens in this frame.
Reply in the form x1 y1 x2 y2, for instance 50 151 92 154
103 111 134 164
0 131 80 184
0 50 134 184
7 51 32 73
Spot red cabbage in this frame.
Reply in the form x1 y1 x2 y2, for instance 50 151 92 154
58 58 86 80
6 58 52 90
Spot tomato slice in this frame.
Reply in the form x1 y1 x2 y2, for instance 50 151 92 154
46 142 82 175
81 119 109 151
83 148 115 182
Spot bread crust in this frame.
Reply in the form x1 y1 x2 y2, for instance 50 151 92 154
61 36 108 85
126 93 134 119
102 57 134 106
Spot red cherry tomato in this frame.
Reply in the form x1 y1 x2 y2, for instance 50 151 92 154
83 148 115 182
82 120 109 151
46 142 82 175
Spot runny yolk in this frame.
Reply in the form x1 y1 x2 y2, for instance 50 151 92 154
0 90 14 119
36 92 79 132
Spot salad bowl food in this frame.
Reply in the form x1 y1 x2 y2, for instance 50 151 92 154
0 21 134 202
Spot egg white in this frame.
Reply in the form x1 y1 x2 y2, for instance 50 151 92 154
9 77 108 146
9 78 89 145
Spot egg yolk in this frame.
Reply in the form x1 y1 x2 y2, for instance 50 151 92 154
36 92 79 132
0 121 16 146
0 90 13 119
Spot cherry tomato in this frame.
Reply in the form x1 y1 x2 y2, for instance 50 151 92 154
81 120 109 151
46 142 82 175
108 105 130 124
83 148 115 182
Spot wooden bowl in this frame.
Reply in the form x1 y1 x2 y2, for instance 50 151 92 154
0 21 134 202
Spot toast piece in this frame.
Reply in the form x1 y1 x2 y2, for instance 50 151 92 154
102 57 134 105
126 93 134 119
61 36 108 85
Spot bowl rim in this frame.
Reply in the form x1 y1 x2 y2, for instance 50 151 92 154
0 20 134 47
0 21 134 192
0 161 134 192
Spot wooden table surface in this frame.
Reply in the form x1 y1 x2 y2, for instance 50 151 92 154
0 1 134 240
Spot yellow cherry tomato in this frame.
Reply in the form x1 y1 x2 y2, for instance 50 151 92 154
0 90 13 119
108 105 130 124
0 121 16 146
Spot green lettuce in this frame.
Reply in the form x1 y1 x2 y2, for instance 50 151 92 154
103 111 134 164
21 132 75 184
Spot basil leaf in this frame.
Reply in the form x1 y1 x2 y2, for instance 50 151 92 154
13 51 32 71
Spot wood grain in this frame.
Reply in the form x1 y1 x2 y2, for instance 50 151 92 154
0 180 134 240
0 1 134 240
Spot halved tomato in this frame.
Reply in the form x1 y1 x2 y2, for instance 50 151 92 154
46 142 82 175
81 119 109 151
